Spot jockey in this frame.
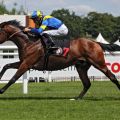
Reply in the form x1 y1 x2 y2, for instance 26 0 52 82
24 10 68 53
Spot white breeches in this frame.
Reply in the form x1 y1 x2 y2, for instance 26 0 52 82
42 24 68 36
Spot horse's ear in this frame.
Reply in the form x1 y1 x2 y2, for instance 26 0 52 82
19 26 25 30
0 22 7 28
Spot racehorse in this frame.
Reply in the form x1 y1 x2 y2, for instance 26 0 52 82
0 20 120 99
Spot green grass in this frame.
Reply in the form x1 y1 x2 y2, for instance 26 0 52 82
0 81 120 120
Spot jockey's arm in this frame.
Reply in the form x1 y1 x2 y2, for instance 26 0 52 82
30 20 48 35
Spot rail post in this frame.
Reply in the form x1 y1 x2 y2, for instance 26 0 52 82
23 72 28 94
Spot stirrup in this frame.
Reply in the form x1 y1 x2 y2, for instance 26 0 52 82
48 46 59 50
50 47 63 55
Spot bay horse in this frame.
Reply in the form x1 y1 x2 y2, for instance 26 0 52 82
0 20 120 99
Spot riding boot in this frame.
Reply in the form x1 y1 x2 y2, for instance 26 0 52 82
42 33 63 55
42 33 56 48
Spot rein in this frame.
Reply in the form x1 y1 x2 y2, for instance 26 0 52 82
8 30 23 39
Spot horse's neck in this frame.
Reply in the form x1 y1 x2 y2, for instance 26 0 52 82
13 34 28 45
11 36 33 58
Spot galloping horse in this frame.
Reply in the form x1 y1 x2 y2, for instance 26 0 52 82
0 20 120 99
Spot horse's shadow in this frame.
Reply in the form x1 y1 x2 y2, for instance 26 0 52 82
84 96 120 101
0 96 120 101
0 96 72 101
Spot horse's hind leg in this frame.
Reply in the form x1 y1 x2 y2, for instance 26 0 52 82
105 69 120 89
75 61 91 99
89 58 120 90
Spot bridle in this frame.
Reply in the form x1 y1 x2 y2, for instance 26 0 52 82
8 30 23 39
0 27 23 40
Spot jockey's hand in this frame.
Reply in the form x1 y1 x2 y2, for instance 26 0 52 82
24 27 31 32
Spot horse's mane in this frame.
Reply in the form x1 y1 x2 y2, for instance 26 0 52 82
0 20 24 29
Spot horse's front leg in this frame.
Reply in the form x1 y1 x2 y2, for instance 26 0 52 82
0 61 29 94
0 61 21 80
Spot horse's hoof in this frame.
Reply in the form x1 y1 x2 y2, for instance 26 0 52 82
0 89 4 94
75 97 83 100
70 97 83 100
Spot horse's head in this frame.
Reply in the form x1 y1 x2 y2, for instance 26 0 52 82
0 20 25 43
0 27 8 43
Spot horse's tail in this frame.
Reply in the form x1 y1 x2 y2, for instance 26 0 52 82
97 42 120 52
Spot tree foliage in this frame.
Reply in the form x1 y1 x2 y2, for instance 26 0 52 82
0 1 9 14
0 1 26 15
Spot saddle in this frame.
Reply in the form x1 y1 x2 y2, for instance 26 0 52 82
41 35 70 70
41 34 70 56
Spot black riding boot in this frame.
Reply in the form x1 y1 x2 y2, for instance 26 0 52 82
42 33 56 48
42 33 62 55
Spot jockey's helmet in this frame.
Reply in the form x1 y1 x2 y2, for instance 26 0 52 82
30 10 43 20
